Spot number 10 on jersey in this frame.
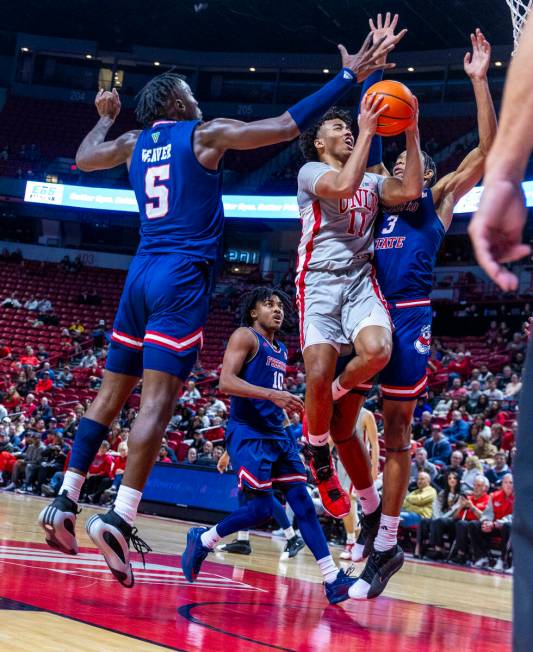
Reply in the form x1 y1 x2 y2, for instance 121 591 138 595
273 371 284 390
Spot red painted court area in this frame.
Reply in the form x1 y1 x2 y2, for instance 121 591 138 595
0 540 511 651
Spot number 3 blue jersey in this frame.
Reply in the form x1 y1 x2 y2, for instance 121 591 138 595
229 328 288 438
128 119 224 260
374 189 445 300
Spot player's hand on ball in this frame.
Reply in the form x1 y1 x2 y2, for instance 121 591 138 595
469 177 531 291
464 28 491 80
270 390 304 414
357 92 388 136
95 87 121 121
368 12 407 64
405 95 419 135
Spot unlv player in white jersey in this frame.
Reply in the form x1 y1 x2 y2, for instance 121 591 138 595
296 75 423 517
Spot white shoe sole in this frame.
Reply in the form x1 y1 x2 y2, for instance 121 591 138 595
38 503 78 555
86 514 134 588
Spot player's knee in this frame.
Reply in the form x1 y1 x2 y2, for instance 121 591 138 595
138 397 175 429
384 414 411 449
357 336 391 373
305 365 332 396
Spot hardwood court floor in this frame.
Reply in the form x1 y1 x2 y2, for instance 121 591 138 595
0 493 512 651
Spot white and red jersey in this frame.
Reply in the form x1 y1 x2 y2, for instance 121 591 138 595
296 162 385 274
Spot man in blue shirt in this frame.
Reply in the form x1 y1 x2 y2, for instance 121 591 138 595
443 410 470 443
424 425 452 465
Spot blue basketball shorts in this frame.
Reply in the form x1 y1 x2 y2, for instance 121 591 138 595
106 253 213 380
380 301 432 401
226 422 307 492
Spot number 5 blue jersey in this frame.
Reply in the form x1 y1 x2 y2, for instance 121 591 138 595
229 328 288 438
128 119 224 260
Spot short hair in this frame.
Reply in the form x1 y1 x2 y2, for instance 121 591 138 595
299 107 352 162
135 72 188 127
475 475 490 489
240 287 292 327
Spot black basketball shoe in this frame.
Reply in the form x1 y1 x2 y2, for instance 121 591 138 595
216 538 253 555
38 490 81 555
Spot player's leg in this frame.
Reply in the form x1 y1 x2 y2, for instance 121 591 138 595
340 498 357 559
274 441 355 603
217 491 253 555
38 264 144 554
331 392 381 561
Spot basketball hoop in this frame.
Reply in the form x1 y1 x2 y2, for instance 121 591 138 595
506 0 533 54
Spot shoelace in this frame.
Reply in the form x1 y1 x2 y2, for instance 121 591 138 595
130 527 152 568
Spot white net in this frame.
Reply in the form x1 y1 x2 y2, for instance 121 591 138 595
506 0 533 54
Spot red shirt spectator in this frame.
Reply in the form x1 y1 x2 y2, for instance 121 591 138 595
111 455 127 477
457 492 490 521
0 341 11 358
448 353 471 379
21 394 37 417
88 449 113 477
3 387 21 410
488 488 514 520
501 425 516 452
36 375 53 394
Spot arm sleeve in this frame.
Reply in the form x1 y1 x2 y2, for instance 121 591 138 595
298 162 332 195
357 70 383 167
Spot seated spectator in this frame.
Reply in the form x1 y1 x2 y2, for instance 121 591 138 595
448 351 471 380
449 377 468 400
180 380 201 404
485 451 511 490
1 292 22 308
56 365 73 387
503 373 522 399
69 318 85 336
293 371 306 396
469 473 514 570
443 410 470 443
433 392 452 418
410 448 437 488
36 434 68 494
196 407 210 428
413 398 433 421
477 364 493 390
3 433 45 493
21 393 37 418
158 445 172 463
490 423 504 449
400 471 437 527
3 386 22 411
424 425 452 465
205 396 227 418
36 396 54 424
161 437 178 463
38 297 53 313
424 471 462 559
474 431 498 462
451 475 490 564
80 441 113 504
91 320 107 347
0 339 11 358
184 446 197 465
412 411 432 442
20 346 39 368
109 442 128 493
80 348 97 368
213 445 225 466
501 421 517 452
435 450 465 489
24 295 39 310
35 371 53 394
286 412 303 442
36 344 49 362
484 378 504 401
460 455 483 493
198 440 216 466
466 380 482 413
38 362 55 382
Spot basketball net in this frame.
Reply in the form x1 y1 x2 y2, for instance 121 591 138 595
506 0 533 54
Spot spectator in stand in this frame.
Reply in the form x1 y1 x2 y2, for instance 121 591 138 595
412 411 433 441
36 434 68 494
68 318 85 338
161 437 178 463
3 386 21 411
449 377 468 400
485 451 511 490
293 371 306 396
36 344 49 362
25 295 42 311
475 393 489 414
433 391 452 418
474 430 498 462
0 339 11 359
158 445 172 463
196 407 210 428
477 364 493 389
286 412 303 442
424 425 452 465
460 455 483 493
4 433 45 493
448 351 471 380
0 403 7 421
469 473 514 571
1 292 22 309
490 423 504 449
413 397 433 421
424 471 462 560
109 442 128 494
443 410 470 443
180 380 201 404
205 396 227 418
503 373 522 399
20 346 39 368
37 297 53 313
400 471 437 527
80 440 113 504
184 447 197 465
484 378 504 401
38 362 55 383
213 445 224 466
507 332 526 355
80 348 97 368
35 371 53 394
502 421 517 452
451 475 491 565
198 440 216 466
91 320 107 348
410 448 437 488
21 393 37 419
511 351 525 373
466 380 482 413
435 450 465 489
36 396 53 424
190 429 206 452
56 365 73 387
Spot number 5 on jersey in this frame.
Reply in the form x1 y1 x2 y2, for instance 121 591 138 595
145 164 170 219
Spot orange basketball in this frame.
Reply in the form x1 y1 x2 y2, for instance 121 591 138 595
363 80 416 137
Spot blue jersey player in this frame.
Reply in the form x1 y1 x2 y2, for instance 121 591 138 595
38 32 399 587
337 27 497 600
181 288 356 604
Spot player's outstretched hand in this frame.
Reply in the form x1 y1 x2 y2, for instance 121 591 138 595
95 87 121 122
468 177 531 291
270 390 304 414
368 12 407 63
464 28 491 80
357 92 388 136
338 26 404 83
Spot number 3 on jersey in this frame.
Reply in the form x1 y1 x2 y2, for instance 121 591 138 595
381 214 398 235
273 371 284 390
145 164 170 219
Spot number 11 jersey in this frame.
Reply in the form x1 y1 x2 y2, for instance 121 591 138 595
129 119 224 260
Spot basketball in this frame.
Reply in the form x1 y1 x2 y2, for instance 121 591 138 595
363 79 416 136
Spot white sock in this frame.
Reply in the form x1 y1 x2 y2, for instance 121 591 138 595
374 514 400 552
331 376 350 402
113 485 142 526
308 431 330 447
284 526 295 540
201 526 222 550
59 470 85 504
237 530 249 542
356 484 380 516
317 555 339 584
346 532 356 545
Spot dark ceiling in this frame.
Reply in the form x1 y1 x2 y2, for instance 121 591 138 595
1 0 515 54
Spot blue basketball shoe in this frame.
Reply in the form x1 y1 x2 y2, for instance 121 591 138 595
181 527 210 582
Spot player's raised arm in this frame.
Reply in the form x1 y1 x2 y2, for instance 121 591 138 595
219 328 304 413
433 30 497 228
379 99 424 206
313 93 389 199
76 89 140 171
195 30 405 167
